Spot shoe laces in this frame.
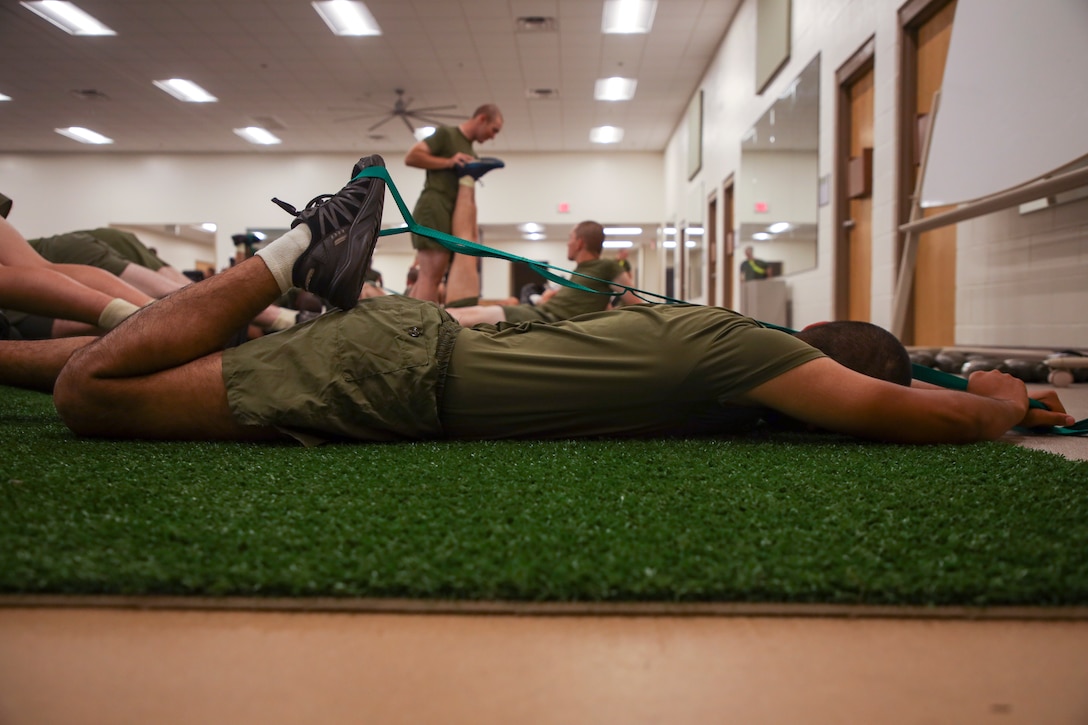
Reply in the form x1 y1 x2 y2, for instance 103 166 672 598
272 181 368 232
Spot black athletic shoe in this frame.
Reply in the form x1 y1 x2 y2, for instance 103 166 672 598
456 156 504 180
271 155 386 310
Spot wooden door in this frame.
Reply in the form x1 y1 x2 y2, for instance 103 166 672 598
911 0 957 345
847 69 874 321
722 178 735 310
706 194 718 307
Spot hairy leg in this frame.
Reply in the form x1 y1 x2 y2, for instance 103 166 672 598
408 247 452 303
0 337 93 392
445 184 480 305
53 256 286 440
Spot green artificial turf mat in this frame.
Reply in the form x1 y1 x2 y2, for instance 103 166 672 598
2 386 1086 606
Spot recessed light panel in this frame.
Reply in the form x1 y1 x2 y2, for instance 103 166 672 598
594 77 637 101
590 126 624 144
21 1 115 35
233 127 282 145
601 0 656 34
55 126 113 144
312 1 382 36
153 79 217 103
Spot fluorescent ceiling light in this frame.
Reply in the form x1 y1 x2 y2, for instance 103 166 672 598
413 126 435 141
685 240 697 248
55 126 113 144
312 0 382 36
0 92 10 101
604 226 642 235
662 240 677 249
518 222 545 234
523 233 546 241
594 77 637 101
601 0 657 34
603 240 633 248
752 232 771 241
201 223 218 233
767 222 791 233
21 1 115 35
590 125 624 144
233 127 282 145
685 227 704 236
154 79 217 103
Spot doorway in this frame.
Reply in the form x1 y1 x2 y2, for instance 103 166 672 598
900 0 958 346
835 38 875 322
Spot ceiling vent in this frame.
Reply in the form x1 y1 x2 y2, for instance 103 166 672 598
70 88 110 101
516 16 557 32
526 88 559 100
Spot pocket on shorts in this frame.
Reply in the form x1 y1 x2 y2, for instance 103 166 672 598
334 297 436 383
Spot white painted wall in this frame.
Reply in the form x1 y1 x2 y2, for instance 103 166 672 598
0 151 663 276
662 0 1088 346
736 150 818 225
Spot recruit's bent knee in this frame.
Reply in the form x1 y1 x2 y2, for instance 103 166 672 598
53 346 110 436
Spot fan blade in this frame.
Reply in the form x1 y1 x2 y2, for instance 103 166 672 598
408 104 459 113
401 115 416 135
410 113 465 126
334 113 381 123
368 114 397 132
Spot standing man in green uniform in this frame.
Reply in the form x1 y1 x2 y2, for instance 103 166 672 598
740 245 771 280
443 221 641 327
404 104 503 306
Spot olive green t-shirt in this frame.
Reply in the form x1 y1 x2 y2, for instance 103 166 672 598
501 258 624 323
410 125 476 250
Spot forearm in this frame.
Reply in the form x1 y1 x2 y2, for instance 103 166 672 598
404 145 456 171
893 388 1024 443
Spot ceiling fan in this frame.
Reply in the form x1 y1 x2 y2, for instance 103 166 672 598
331 88 463 135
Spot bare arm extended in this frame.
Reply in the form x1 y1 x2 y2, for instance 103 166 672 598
741 358 1074 444
609 269 643 307
404 140 474 171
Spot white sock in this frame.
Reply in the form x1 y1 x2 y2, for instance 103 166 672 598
266 307 298 332
254 225 311 294
97 298 140 329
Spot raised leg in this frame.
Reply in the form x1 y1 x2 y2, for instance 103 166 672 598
53 256 286 440
445 183 480 306
408 247 452 304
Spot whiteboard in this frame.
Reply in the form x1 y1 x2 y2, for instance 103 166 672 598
921 0 1088 207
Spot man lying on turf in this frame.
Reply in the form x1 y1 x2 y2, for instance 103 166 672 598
1 155 1072 444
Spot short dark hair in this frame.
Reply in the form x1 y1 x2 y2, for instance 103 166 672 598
473 104 502 122
794 321 912 387
574 220 605 255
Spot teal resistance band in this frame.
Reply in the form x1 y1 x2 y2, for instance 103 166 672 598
355 166 681 305
355 166 1087 436
911 363 1088 436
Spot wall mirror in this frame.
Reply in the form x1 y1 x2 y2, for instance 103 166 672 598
738 54 820 276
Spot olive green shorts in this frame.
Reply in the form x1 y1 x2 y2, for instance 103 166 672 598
440 304 825 440
222 296 460 444
29 232 131 275
410 191 454 252
87 228 166 271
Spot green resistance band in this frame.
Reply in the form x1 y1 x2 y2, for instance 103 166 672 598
354 166 1087 436
355 165 680 305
